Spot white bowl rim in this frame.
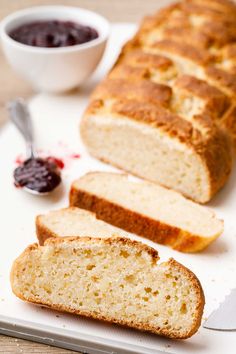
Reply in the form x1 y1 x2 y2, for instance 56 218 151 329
0 5 110 54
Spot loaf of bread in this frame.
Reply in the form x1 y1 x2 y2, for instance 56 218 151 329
70 172 223 252
81 0 236 203
11 236 204 339
36 207 130 245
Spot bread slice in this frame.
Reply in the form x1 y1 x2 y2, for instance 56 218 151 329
70 172 223 252
11 236 204 339
36 207 131 245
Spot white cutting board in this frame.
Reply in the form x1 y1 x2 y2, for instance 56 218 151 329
1 23 236 354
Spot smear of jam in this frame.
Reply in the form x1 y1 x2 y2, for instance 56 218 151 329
15 155 24 165
46 156 65 169
15 150 81 169
9 20 99 48
14 158 61 193
70 153 81 159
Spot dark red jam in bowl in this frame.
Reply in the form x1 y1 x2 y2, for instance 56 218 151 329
14 157 61 193
9 20 99 48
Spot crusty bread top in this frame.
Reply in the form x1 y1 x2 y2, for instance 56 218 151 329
131 0 236 103
82 0 235 202
11 236 205 339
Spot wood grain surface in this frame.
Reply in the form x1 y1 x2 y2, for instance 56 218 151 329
0 0 172 353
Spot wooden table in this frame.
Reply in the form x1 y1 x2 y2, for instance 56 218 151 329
0 0 172 352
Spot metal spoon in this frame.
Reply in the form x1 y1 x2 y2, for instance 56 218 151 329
8 98 62 195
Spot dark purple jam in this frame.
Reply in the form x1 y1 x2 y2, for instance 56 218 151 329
14 157 61 193
9 20 99 48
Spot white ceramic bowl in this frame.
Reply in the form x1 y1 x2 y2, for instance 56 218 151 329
0 6 110 93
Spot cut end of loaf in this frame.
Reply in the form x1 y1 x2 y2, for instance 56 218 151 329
80 113 231 204
11 237 204 339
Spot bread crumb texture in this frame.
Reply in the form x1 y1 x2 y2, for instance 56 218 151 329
11 237 204 339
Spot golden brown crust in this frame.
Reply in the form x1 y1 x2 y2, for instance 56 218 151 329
109 65 152 81
111 99 202 142
92 79 172 107
223 105 236 138
174 75 230 117
149 39 213 65
69 183 220 252
223 43 236 60
205 66 236 98
116 50 174 70
195 127 233 198
11 237 204 339
182 0 236 18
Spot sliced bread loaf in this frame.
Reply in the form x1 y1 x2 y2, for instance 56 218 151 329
36 207 130 245
80 0 236 203
70 172 223 252
11 236 204 339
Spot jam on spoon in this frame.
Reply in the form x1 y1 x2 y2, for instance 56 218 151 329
14 157 61 193
9 20 99 48
8 99 62 195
